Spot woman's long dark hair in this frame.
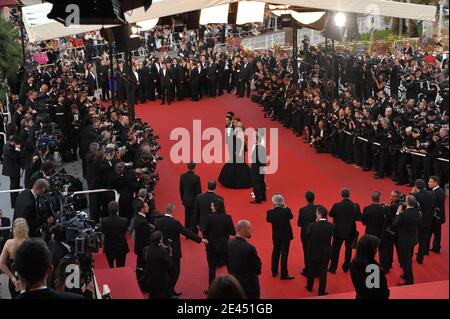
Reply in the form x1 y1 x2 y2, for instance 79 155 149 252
352 234 380 267
212 199 225 214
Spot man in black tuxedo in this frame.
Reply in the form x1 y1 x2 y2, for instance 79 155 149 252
101 201 130 268
306 206 334 296
189 60 200 101
14 179 53 237
129 64 140 105
116 61 128 103
179 162 202 232
298 191 319 276
428 176 446 253
328 188 362 273
266 194 294 280
227 220 262 299
194 180 223 234
207 56 217 98
250 134 266 204
362 191 390 239
411 179 434 264
172 58 185 101
224 114 234 162
133 201 154 282
2 136 22 208
154 204 206 297
86 65 97 96
159 61 174 105
203 199 236 289
14 238 84 299
391 195 421 285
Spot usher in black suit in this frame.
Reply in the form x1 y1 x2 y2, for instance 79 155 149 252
101 215 130 268
298 203 318 273
413 190 434 263
328 198 362 272
2 142 21 208
362 203 390 239
203 213 236 285
306 219 334 295
227 236 262 299
179 170 202 232
13 189 45 237
391 207 421 284
133 213 153 280
266 206 294 278
155 214 202 294
194 191 224 234
250 143 267 203
430 186 446 252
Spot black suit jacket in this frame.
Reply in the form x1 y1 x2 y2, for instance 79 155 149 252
155 215 202 259
142 244 172 295
101 215 130 256
2 143 21 178
413 190 434 228
362 204 389 238
266 207 294 244
194 191 224 232
190 67 200 86
133 213 153 256
392 207 421 246
298 203 317 240
13 189 44 237
329 199 362 239
86 73 97 94
227 236 261 298
179 171 202 208
203 213 235 253
159 68 173 88
306 219 335 262
431 187 446 224
15 288 84 299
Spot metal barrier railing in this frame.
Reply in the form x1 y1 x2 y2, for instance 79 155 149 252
327 120 449 163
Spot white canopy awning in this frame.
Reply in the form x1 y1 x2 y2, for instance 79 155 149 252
21 0 437 43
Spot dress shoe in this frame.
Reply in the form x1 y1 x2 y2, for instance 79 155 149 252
305 286 313 292
203 289 209 295
300 269 307 277
328 269 336 274
431 249 441 254
170 295 179 299
280 275 295 280
416 259 423 264
249 200 262 204
272 272 278 278
342 265 349 273
318 292 329 296
172 291 182 297
400 273 406 279
395 181 406 186
374 175 384 179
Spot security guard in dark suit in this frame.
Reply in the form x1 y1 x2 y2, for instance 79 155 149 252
179 162 202 232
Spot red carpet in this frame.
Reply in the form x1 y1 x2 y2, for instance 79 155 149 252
96 93 449 299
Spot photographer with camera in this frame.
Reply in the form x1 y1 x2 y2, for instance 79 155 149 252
13 179 53 237
391 195 421 286
141 230 173 299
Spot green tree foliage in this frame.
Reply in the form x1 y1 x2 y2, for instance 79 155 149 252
0 17 22 80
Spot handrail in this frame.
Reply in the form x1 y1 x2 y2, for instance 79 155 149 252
327 121 449 162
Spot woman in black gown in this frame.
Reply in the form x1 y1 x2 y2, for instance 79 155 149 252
218 119 252 189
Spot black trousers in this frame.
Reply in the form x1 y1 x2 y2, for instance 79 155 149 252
329 236 353 272
9 176 20 208
100 81 109 100
379 237 395 271
251 167 266 202
206 250 228 285
301 236 309 273
307 259 329 295
170 257 181 293
136 252 145 283
271 242 290 277
176 81 184 100
431 219 442 251
161 86 173 104
183 205 196 232
190 83 199 101
398 242 415 284
106 252 126 268
417 226 431 263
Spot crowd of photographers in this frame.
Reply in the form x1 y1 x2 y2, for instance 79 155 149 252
250 38 449 188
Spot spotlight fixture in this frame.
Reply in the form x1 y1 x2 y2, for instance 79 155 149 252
334 12 346 27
